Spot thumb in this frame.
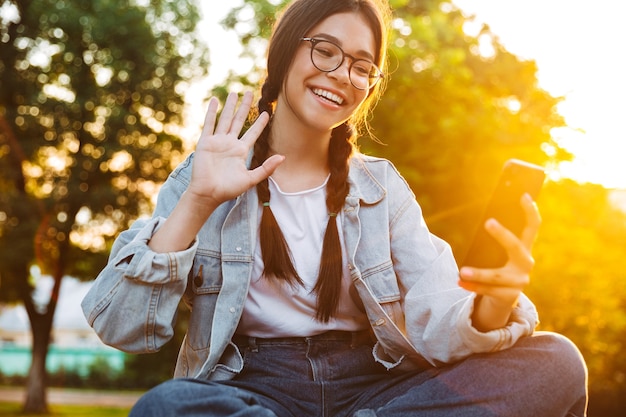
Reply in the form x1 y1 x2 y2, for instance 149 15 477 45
248 154 285 185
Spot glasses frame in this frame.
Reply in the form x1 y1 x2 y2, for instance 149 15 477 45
300 37 383 90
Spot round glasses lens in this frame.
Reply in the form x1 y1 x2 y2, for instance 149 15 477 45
311 41 343 72
350 60 379 90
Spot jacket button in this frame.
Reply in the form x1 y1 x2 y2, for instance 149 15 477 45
194 275 203 287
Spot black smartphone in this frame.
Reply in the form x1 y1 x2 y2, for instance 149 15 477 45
461 159 546 268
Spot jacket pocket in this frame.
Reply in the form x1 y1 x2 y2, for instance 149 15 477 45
209 341 244 381
361 260 404 327
187 253 223 351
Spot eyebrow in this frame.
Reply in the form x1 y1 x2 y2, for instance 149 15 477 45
309 32 376 62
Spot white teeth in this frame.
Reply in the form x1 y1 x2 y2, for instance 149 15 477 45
313 88 344 105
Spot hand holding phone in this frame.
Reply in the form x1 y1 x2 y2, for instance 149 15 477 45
461 159 546 269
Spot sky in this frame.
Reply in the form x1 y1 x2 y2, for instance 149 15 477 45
197 0 626 190
452 0 626 189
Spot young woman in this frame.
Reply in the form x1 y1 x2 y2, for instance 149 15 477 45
82 0 588 415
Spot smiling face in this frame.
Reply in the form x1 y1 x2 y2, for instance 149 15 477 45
273 11 377 136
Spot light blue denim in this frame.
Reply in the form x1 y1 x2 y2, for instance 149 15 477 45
129 331 587 417
82 152 587 414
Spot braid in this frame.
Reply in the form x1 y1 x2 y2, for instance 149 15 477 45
250 81 274 173
253 80 302 287
249 0 389 320
313 122 355 322
326 123 354 212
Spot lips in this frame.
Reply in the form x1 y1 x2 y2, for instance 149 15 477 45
312 88 344 105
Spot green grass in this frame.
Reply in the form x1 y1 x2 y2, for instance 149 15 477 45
0 402 131 417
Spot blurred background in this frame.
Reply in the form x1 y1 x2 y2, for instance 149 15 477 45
1 0 625 415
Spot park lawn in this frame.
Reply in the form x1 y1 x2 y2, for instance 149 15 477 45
0 402 131 417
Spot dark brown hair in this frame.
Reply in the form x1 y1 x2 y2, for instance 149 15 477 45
251 0 391 322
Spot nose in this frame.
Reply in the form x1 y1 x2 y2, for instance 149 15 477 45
327 58 351 85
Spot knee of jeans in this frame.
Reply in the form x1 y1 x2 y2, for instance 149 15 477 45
129 379 184 416
533 331 588 384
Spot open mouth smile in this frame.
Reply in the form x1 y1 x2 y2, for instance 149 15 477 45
312 88 344 105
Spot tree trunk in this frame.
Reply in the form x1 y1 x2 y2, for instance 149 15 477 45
20 271 55 414
20 224 65 414
23 320 51 414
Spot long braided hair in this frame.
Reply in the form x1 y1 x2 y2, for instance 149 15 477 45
251 0 390 322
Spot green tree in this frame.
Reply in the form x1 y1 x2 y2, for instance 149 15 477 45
0 0 208 412
366 0 570 258
530 181 626 416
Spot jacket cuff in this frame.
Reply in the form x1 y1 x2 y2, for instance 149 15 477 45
457 293 538 353
113 217 198 284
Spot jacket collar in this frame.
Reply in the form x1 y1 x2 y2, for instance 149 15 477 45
347 154 386 205
243 151 386 205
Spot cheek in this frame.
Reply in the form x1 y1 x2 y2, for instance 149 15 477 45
291 48 316 75
282 58 309 95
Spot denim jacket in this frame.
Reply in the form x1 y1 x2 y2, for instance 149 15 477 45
82 153 538 380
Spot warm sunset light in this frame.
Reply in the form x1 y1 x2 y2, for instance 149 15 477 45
199 0 626 190
3 2 625 415
452 0 626 190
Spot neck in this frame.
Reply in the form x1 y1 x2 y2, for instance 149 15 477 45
268 119 333 193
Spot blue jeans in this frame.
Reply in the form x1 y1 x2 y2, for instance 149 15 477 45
129 331 587 417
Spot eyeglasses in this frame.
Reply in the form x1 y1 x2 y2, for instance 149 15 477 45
300 37 383 90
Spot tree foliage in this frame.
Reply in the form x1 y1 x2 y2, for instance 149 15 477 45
0 0 208 412
0 0 208 289
367 0 570 257
530 181 626 416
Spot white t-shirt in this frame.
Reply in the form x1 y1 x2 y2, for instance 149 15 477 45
236 176 369 337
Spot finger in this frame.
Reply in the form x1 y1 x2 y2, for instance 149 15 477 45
484 218 520 256
484 218 532 268
459 266 527 290
519 193 541 249
458 280 521 306
240 111 270 146
229 91 254 136
200 97 219 138
215 92 239 134
248 154 285 185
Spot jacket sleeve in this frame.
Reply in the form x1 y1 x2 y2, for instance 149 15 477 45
81 156 197 354
386 167 538 365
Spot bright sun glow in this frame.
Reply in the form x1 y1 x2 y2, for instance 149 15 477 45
452 0 626 189
198 1 626 189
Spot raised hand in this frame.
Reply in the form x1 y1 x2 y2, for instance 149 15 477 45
147 92 283 253
187 91 284 209
458 194 541 330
